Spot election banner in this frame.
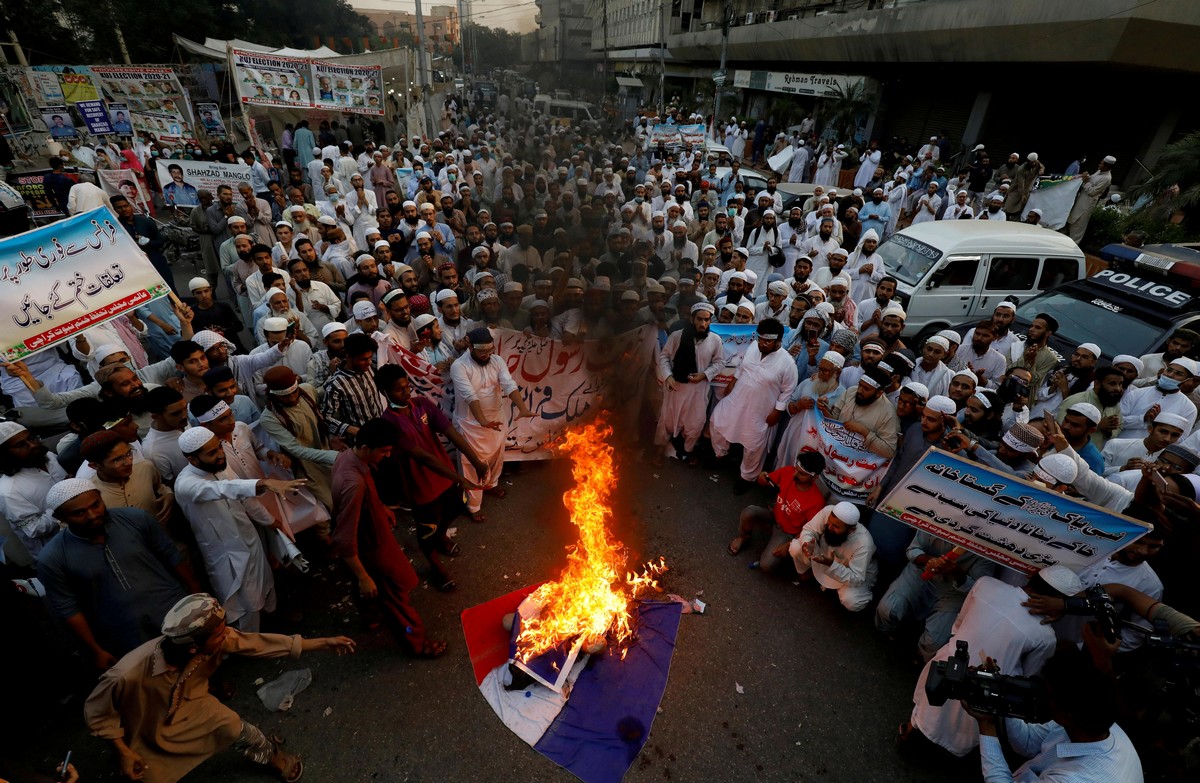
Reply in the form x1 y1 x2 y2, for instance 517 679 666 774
195 102 227 137
233 50 311 110
58 72 99 103
794 408 890 501
709 323 758 386
876 447 1151 575
1022 176 1083 230
91 66 194 143
311 61 384 115
0 207 171 361
95 169 154 216
377 326 659 460
41 105 78 139
75 100 113 135
155 159 252 208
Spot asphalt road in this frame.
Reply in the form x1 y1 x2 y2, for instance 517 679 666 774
14 442 972 783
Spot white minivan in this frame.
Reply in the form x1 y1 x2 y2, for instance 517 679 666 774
877 222 1086 339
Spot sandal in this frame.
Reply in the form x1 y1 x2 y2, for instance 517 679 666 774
484 486 508 499
468 510 486 523
439 538 461 557
727 534 750 556
269 738 304 782
412 638 448 659
432 572 457 593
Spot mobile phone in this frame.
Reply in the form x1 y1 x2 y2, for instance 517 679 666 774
59 750 72 782
286 321 296 339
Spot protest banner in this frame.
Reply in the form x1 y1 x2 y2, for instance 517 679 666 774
75 100 113 135
0 207 171 362
5 169 76 219
233 50 311 110
155 159 252 208
95 169 154 216
106 103 134 135
195 102 228 137
378 326 658 460
311 61 384 115
876 447 1151 575
58 72 99 103
41 106 78 139
1022 176 1083 230
649 125 682 147
793 408 890 501
709 323 758 386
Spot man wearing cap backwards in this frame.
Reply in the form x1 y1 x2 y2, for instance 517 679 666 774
656 303 726 464
710 319 799 494
37 478 198 669
1101 411 1186 476
173 427 306 633
902 565 1081 757
787 501 877 612
85 592 354 783
1118 357 1199 441
1065 155 1115 242
448 328 535 522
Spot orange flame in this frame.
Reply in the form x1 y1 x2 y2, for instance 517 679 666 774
515 417 666 662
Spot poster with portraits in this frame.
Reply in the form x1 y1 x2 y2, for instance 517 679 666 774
195 102 227 137
310 61 383 115
90 66 194 143
232 50 310 109
40 105 78 139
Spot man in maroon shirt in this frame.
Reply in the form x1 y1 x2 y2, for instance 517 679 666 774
375 364 485 593
727 450 828 573
331 418 446 658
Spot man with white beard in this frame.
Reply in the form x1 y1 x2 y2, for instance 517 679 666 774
801 216 841 274
655 303 725 463
774 351 844 468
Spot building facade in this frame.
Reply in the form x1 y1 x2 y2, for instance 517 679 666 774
357 4 462 51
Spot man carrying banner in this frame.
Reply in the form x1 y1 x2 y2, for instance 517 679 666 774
111 195 177 295
709 319 798 494
655 302 725 464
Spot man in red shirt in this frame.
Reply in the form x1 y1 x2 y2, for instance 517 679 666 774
375 364 485 593
728 450 828 572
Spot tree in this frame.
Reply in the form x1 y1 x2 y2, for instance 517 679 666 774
453 23 521 72
815 80 874 145
1128 130 1200 229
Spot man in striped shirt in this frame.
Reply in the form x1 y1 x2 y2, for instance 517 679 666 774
320 333 385 440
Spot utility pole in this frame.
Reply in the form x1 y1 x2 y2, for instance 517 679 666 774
602 0 610 98
711 2 732 141
414 0 435 138
658 1 666 117
105 2 133 64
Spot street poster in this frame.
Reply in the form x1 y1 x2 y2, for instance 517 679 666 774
793 408 891 501
876 447 1151 575
106 103 134 134
233 50 311 110
91 66 194 143
310 61 383 115
58 72 99 103
709 323 757 385
75 100 114 135
41 105 78 139
4 168 78 218
195 102 227 137
377 326 659 460
0 207 170 362
154 159 252 208
95 169 154 216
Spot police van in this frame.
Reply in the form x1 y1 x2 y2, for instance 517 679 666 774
958 243 1200 363
878 222 1087 341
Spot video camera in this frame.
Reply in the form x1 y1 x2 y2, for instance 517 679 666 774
924 640 1049 723
1063 585 1121 644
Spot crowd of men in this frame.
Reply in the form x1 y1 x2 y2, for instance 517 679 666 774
3 104 1197 783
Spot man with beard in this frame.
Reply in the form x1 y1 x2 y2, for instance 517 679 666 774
1118 357 1199 440
435 289 473 353
718 270 751 310
448 328 535 522
718 249 751 294
949 319 1007 390
824 366 900 460
776 351 843 466
745 210 781 296
187 276 247 353
854 277 898 339
710 319 799 494
205 183 250 250
1009 313 1062 406
974 191 1007 221
0 421 70 562
286 257 341 331
840 336 887 389
296 236 346 296
346 254 392 310
1058 366 1126 447
778 206 807 278
885 173 908 237
860 188 890 240
666 220 699 275
802 216 840 273
307 322 349 390
174 427 305 631
1030 341 1100 418
755 281 792 323
1138 328 1199 380
701 211 737 249
844 229 884 303
788 501 877 612
788 256 820 299
397 199 423 242
405 232 452 287
785 294 812 332
656 303 725 464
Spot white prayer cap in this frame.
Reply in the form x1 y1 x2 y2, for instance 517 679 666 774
435 289 459 304
767 281 791 297
988 192 1004 203
178 427 217 455
832 501 860 526
188 277 212 292
691 302 716 316
722 303 739 316
47 478 99 511
412 313 438 332
1112 354 1143 373
502 282 523 294
352 301 377 320
672 220 688 229
1154 412 1189 430
1067 402 1102 425
317 215 337 226
373 240 391 250
852 189 862 197
621 290 641 303
820 351 845 369
1038 565 1083 597
1035 453 1078 486
815 301 835 317
652 210 665 219
952 368 978 384
896 172 908 181
1027 208 1043 218
262 317 289 332
566 278 586 290
734 246 749 258
925 395 956 415
312 146 321 154
703 266 722 276
901 381 929 400
274 220 291 229
394 263 414 276
743 270 758 286
415 231 432 241
973 144 985 151
993 300 1017 312
94 344 128 364
226 215 246 226
193 330 234 352
729 271 748 282
1103 155 1116 165
1027 152 1039 161
592 276 612 291
1077 342 1101 358
761 209 776 218
881 303 906 320
936 329 962 345
929 135 938 141
925 335 950 351
828 247 849 259
321 322 348 339
471 245 490 258
355 253 376 269
645 282 667 295
1168 357 1200 376
0 420 26 443
402 200 417 208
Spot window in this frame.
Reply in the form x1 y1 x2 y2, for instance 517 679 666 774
985 257 1037 292
1038 257 1080 290
940 258 979 287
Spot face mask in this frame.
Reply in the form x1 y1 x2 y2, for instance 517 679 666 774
1157 376 1182 392
151 150 160 157
727 207 736 217
449 174 456 182
634 196 643 204
210 149 217 154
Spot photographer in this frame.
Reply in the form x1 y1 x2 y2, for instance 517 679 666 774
971 646 1142 782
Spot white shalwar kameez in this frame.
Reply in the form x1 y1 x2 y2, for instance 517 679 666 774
655 330 725 453
885 183 907 237
709 343 798 480
813 150 845 188
174 465 277 630
854 149 881 190
910 577 1056 756
788 506 878 611
448 352 519 513
0 455 68 561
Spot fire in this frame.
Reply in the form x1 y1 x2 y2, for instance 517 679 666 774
515 418 666 662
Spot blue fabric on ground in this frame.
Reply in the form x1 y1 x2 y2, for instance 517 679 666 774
532 600 683 783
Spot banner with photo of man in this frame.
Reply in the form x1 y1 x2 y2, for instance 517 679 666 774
232 49 311 109
95 169 154 216
91 66 194 142
106 102 134 135
311 61 384 115
195 102 227 137
876 447 1151 575
40 105 77 139
154 159 252 208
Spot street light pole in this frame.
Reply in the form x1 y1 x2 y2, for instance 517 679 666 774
711 2 732 141
658 1 666 117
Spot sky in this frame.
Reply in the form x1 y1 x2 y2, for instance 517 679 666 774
349 0 539 34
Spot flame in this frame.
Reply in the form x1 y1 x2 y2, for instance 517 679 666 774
515 417 666 662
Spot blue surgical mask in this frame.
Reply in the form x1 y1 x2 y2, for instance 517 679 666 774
1157 376 1182 392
